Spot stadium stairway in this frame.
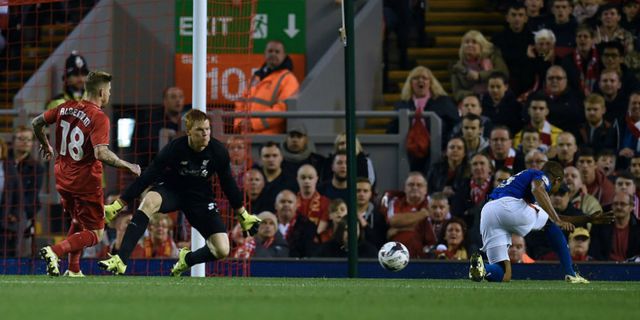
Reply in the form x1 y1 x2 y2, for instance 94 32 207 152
362 0 504 134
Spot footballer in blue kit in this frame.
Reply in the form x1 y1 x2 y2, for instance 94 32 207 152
469 161 612 283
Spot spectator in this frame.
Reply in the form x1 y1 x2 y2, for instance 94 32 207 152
382 172 430 258
560 25 600 96
514 93 563 153
524 149 549 170
281 124 326 179
451 30 509 102
451 153 494 223
598 41 639 99
618 91 640 159
386 66 459 161
227 136 251 188
622 0 640 38
427 137 467 198
10 126 44 256
245 168 269 214
130 215 178 259
547 0 577 58
483 126 517 170
574 0 602 25
578 147 615 206
630 154 640 181
492 2 535 96
424 192 451 244
258 142 297 212
274 190 317 258
133 86 185 169
589 191 640 261
460 114 490 158
325 133 376 186
296 164 330 234
542 66 585 133
596 149 617 179
525 0 548 31
597 69 628 126
551 183 589 227
514 127 544 171
231 211 289 259
594 3 635 53
525 29 558 94
318 150 349 203
575 93 618 154
564 166 604 217
614 171 640 220
450 94 493 139
234 40 299 134
45 51 90 110
509 235 535 263
481 72 525 135
569 227 594 261
549 132 579 167
315 217 378 258
0 137 22 258
434 218 468 260
356 178 388 248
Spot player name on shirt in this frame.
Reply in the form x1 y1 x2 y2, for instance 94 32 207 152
59 107 91 127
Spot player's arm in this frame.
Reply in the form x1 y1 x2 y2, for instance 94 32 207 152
94 145 141 176
559 211 615 225
531 180 574 231
31 114 54 160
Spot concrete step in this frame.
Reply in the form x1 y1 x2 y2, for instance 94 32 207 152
0 81 24 91
408 47 459 59
365 117 393 128
357 128 387 135
430 0 490 11
384 93 401 105
40 23 73 36
0 102 13 109
389 69 450 82
426 12 503 25
415 59 451 70
427 24 503 35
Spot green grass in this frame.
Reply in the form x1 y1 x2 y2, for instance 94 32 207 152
1 276 639 320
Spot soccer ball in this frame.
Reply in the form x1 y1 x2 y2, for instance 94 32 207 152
378 241 410 272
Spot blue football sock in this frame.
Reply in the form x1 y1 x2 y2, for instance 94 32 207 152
485 263 505 282
545 222 575 276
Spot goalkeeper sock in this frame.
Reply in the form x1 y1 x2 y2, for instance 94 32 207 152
545 222 575 277
485 263 505 282
117 210 149 263
185 246 216 267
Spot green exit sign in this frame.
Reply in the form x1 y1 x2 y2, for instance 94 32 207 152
176 0 306 54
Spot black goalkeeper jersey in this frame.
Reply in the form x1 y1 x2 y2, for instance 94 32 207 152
121 136 243 208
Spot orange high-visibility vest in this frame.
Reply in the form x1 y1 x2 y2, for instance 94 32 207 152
234 69 299 134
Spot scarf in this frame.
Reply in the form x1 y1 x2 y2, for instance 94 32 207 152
573 47 599 96
142 237 174 258
412 93 431 126
465 57 493 94
281 139 315 162
538 120 553 149
489 148 516 169
470 177 492 205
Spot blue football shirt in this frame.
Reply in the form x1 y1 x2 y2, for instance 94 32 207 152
489 169 551 203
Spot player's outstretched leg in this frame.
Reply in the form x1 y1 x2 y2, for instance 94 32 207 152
469 253 486 282
544 222 589 283
40 246 60 276
98 209 150 275
170 247 191 276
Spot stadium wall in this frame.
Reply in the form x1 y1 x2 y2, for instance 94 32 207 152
3 258 639 281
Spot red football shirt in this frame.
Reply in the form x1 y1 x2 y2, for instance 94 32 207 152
44 100 110 194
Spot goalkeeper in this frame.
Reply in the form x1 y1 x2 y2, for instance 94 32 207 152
99 109 261 276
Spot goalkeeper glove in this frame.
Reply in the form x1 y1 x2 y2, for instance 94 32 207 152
237 208 261 237
104 199 124 224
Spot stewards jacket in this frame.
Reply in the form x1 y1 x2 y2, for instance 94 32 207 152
234 58 299 134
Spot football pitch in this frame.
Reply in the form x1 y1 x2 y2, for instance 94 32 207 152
1 276 638 320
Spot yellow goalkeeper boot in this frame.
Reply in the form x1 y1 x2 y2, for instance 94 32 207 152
62 270 85 278
98 254 127 275
170 247 191 277
237 208 261 236
40 246 60 277
565 273 589 284
469 253 486 282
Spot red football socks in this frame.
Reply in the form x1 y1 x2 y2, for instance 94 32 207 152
52 230 98 258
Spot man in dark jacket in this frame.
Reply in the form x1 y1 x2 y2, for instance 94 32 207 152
589 192 640 261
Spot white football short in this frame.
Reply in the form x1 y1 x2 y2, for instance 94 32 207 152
480 196 549 264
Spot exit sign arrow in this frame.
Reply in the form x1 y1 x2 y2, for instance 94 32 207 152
283 13 299 38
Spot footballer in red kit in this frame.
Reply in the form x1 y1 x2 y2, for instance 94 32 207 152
32 71 140 277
